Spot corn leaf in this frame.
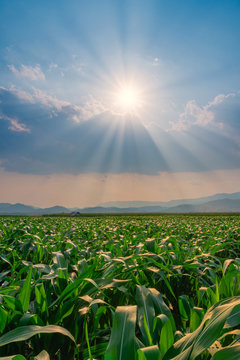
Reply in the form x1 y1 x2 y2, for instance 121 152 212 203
34 351 50 360
0 325 75 347
137 345 161 360
19 267 32 312
136 286 155 346
212 345 240 360
105 305 137 360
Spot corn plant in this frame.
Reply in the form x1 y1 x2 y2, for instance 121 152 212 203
0 214 240 359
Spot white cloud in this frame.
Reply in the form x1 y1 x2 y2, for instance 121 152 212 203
6 86 107 122
171 92 238 131
208 93 235 107
76 95 106 121
31 88 69 110
6 86 68 110
9 86 35 103
0 114 30 133
29 89 106 121
8 64 45 81
174 100 214 131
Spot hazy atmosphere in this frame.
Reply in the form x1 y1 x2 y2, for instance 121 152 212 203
1 0 240 207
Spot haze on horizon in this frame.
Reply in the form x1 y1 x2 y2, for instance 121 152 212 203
0 0 240 208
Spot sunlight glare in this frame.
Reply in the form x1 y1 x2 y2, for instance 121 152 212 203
115 85 142 114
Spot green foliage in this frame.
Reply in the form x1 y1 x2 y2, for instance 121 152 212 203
0 325 75 347
105 305 137 360
0 214 240 359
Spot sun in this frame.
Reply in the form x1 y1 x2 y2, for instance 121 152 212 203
114 85 142 114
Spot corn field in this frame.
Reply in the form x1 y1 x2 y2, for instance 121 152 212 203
0 215 240 360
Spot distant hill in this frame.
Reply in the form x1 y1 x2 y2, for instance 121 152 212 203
195 198 240 213
38 206 71 215
81 198 240 214
0 192 240 215
0 203 38 215
99 192 240 208
0 203 70 215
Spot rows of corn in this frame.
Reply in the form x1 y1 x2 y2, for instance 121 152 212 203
0 215 240 360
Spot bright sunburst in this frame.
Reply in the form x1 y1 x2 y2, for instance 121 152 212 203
114 85 142 114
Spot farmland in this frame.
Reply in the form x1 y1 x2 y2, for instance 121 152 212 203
0 215 240 360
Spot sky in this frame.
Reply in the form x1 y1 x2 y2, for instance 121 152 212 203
0 0 240 207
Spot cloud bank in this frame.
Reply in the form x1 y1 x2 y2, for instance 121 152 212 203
0 86 240 175
172 92 240 137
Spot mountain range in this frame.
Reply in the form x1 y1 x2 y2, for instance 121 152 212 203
99 192 240 208
0 192 240 215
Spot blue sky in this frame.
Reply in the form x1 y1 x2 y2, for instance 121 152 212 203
0 0 240 206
